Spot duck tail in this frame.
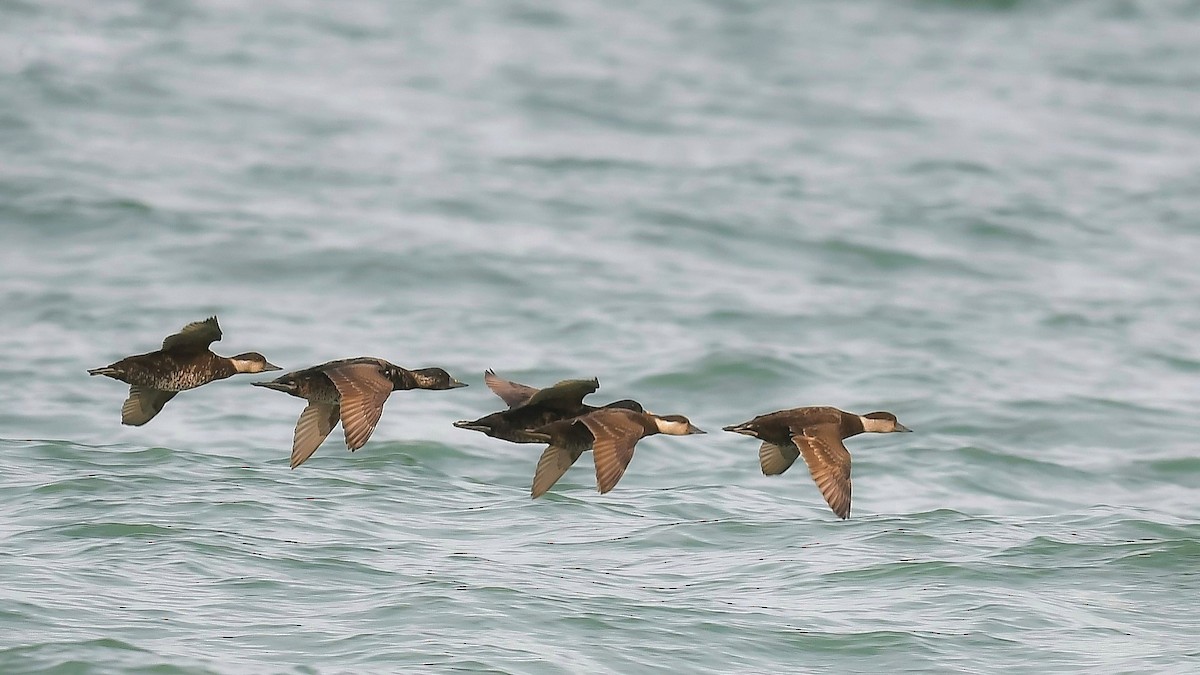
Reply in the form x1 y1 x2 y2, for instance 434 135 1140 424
252 381 293 393
87 367 117 377
453 420 488 431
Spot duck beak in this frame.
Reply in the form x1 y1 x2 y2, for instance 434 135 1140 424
895 422 912 432
263 362 282 372
687 424 706 434
449 379 469 388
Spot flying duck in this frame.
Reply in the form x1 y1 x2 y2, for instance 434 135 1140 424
723 406 911 519
453 370 643 443
87 316 280 425
253 357 466 468
527 407 705 498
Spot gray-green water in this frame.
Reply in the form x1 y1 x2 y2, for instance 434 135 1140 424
3 1 1199 673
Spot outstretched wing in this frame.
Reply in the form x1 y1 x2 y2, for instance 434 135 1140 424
484 370 539 408
790 424 853 519
523 378 600 412
324 362 394 451
758 440 800 476
291 402 341 468
121 386 178 426
162 316 222 353
531 443 586 498
580 409 646 494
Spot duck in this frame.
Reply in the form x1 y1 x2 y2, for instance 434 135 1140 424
526 407 705 498
253 357 467 468
722 406 912 519
87 316 280 426
453 370 644 444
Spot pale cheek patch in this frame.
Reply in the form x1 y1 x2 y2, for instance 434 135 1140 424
859 416 892 433
655 419 690 435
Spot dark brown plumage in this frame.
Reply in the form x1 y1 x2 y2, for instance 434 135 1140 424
453 370 644 444
87 316 280 426
723 406 911 519
253 357 467 468
527 408 705 498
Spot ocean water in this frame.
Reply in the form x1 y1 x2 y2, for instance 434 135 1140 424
2 0 1199 672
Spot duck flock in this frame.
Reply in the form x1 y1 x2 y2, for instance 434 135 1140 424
88 317 913 519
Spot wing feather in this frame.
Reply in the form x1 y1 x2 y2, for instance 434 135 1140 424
531 445 585 498
324 363 394 451
162 316 222 352
484 370 539 408
759 440 800 475
790 425 853 519
120 386 177 426
581 409 645 494
523 378 600 411
291 403 340 468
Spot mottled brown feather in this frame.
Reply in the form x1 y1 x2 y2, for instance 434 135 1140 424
121 386 177 426
791 426 853 520
324 363 394 451
291 402 340 468
531 445 585 498
758 440 800 476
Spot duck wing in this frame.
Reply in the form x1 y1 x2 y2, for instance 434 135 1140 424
323 362 394 451
531 437 587 498
161 316 222 353
522 378 600 412
758 440 801 476
790 424 853 519
484 370 539 408
121 386 178 426
580 409 647 494
290 402 341 468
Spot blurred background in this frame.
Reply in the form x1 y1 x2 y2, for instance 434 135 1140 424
1 1 1198 672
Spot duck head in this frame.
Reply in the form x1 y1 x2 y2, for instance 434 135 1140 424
653 414 706 435
231 352 282 373
860 411 912 433
412 367 468 390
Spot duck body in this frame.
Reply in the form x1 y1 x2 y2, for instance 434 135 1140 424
454 371 644 444
256 358 431 402
92 350 244 391
527 407 705 498
254 357 466 468
726 406 868 447
723 406 911 520
87 316 280 426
